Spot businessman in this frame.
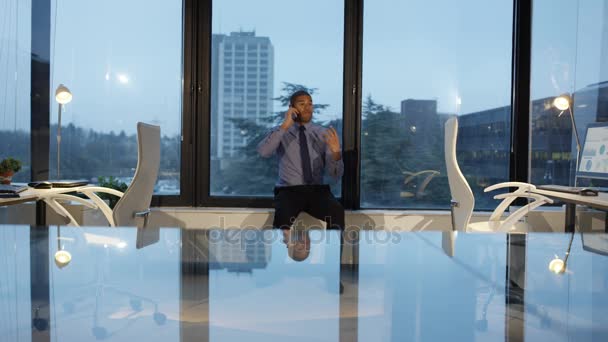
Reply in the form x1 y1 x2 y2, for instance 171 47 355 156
257 90 345 230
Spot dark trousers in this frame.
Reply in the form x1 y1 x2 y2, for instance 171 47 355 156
273 185 345 230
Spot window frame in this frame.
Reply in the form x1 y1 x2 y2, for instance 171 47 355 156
28 0 532 210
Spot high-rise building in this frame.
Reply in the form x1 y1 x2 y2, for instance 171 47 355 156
211 31 274 159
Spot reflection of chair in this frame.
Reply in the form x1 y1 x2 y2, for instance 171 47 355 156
444 117 552 232
43 122 160 228
400 170 440 198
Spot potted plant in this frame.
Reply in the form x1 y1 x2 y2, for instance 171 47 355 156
0 157 22 184
97 176 128 209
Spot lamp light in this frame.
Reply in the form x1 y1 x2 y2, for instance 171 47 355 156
55 84 72 104
55 84 72 179
54 249 72 268
54 226 72 269
553 94 571 111
548 231 574 275
553 93 580 185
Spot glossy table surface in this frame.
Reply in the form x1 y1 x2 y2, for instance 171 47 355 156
1 225 607 341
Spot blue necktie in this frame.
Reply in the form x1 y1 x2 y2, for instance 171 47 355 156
299 125 314 184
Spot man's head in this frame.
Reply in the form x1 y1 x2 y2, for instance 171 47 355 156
282 228 311 262
289 90 313 123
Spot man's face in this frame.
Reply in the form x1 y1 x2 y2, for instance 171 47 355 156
282 229 311 261
292 95 313 123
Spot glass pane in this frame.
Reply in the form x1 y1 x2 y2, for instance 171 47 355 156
0 226 31 341
210 0 344 197
0 0 31 183
525 233 608 341
361 0 514 209
208 229 340 341
530 0 608 188
358 231 507 341
49 0 183 195
49 227 181 341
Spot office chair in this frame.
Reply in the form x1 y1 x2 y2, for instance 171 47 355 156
42 122 160 228
444 117 552 232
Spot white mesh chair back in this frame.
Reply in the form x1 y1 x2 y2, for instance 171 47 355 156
112 122 160 227
444 117 474 231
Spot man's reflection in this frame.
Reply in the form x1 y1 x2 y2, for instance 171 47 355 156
282 228 311 262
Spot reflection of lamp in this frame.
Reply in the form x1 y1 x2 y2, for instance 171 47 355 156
548 231 574 275
54 226 72 268
553 94 581 185
55 84 72 179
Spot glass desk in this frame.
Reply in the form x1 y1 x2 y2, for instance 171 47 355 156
1 225 607 341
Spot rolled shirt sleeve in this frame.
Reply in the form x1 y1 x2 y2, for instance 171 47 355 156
325 145 344 180
257 127 285 158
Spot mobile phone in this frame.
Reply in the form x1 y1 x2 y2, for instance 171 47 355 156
290 106 301 122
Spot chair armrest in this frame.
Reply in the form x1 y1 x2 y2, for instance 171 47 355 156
78 187 124 227
134 209 151 228
81 186 124 198
484 182 536 193
45 194 98 209
489 191 553 222
498 194 553 232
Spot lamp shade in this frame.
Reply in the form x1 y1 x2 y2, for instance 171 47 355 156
54 249 72 268
55 84 73 104
553 94 572 111
548 256 565 274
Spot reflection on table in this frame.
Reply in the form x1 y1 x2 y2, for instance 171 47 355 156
0 225 607 341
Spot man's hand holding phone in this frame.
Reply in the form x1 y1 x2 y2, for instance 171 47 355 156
280 106 300 131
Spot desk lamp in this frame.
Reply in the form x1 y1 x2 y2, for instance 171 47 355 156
55 84 72 179
553 94 580 185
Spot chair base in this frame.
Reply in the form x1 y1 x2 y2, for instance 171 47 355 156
467 220 529 233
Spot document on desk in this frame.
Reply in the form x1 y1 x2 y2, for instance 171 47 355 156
0 184 28 198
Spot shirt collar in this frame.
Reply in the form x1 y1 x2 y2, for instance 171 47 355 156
290 122 313 134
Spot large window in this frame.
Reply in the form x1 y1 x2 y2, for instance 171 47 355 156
209 0 344 197
0 0 31 183
360 0 514 209
530 0 608 188
49 0 183 195
8 0 608 211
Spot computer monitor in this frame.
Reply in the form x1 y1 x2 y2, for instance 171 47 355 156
577 122 608 180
